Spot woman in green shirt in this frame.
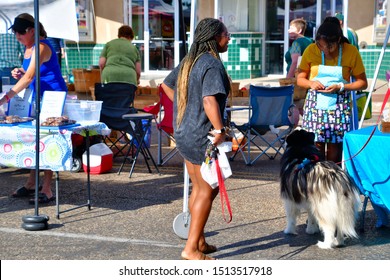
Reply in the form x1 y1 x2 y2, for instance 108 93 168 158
99 25 141 87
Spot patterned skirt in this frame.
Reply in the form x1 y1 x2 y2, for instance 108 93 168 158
302 89 352 144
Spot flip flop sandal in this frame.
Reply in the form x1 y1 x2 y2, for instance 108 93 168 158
29 193 55 205
12 186 42 198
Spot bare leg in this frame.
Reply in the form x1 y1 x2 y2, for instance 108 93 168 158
326 143 342 164
25 170 38 189
27 170 53 198
41 170 53 198
181 160 218 260
315 142 326 160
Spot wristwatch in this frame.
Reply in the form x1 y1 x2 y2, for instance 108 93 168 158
338 82 345 92
213 127 226 134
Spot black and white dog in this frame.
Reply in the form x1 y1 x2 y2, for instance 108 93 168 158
280 129 361 249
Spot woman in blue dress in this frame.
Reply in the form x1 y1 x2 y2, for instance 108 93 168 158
0 13 67 203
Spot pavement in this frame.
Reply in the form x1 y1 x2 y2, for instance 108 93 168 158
0 78 390 260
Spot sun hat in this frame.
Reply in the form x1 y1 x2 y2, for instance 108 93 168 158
9 17 35 33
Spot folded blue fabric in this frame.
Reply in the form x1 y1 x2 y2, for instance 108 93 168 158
316 92 338 110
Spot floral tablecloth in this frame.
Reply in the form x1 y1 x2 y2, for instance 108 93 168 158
0 122 110 171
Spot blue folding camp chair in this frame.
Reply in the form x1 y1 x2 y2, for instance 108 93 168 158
229 84 295 165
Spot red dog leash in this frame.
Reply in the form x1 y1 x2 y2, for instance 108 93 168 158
215 153 233 223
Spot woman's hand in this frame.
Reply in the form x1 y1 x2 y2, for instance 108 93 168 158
309 80 326 91
11 68 24 80
209 131 226 146
316 83 343 93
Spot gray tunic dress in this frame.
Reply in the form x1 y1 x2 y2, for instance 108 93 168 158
164 53 230 164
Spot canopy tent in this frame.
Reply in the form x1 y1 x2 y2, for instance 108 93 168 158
0 0 79 42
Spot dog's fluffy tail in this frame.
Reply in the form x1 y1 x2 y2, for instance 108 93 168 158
308 162 361 239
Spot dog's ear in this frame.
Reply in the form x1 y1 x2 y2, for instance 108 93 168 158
308 132 315 144
286 129 303 146
287 129 315 147
300 130 315 146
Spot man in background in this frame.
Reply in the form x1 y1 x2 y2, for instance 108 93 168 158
335 12 359 50
0 32 24 90
47 37 65 72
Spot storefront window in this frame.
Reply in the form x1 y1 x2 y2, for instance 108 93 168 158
266 0 283 40
265 0 284 75
217 0 260 32
322 0 343 23
128 0 190 72
374 0 388 42
289 0 317 38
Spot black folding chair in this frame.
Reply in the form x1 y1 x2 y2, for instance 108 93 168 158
94 82 138 157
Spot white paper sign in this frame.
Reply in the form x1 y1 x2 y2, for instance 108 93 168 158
7 88 33 117
40 91 67 123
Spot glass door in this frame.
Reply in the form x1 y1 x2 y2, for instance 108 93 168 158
264 0 285 75
264 0 343 76
126 0 191 73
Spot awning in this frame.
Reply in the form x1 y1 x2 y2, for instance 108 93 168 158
0 0 79 42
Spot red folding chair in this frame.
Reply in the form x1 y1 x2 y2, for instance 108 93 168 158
143 85 180 165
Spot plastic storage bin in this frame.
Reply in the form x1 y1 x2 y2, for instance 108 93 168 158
63 100 102 125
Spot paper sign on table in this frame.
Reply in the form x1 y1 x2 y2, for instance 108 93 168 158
7 88 33 117
40 91 67 123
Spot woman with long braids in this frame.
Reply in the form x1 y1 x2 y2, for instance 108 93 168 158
162 18 231 260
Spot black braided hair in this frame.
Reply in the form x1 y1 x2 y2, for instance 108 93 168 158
176 18 226 127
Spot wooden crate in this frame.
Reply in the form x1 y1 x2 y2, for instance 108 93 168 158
72 69 101 93
380 120 390 133
231 82 240 97
279 77 307 100
134 94 160 110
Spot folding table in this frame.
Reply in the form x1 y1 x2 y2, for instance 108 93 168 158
0 122 110 218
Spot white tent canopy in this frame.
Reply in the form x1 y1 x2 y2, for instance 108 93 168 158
0 0 79 42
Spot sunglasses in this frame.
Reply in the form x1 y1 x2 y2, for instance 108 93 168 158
219 32 231 38
12 28 30 35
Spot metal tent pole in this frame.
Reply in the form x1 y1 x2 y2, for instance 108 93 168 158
22 0 50 231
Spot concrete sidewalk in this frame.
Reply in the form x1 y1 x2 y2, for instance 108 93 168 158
0 78 389 260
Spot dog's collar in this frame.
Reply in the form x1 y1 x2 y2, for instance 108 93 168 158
295 155 320 172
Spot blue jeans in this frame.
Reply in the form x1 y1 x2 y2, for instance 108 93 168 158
0 67 18 91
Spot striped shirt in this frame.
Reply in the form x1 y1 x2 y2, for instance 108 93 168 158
0 33 24 68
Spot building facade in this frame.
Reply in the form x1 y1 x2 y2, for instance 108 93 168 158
67 0 390 81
